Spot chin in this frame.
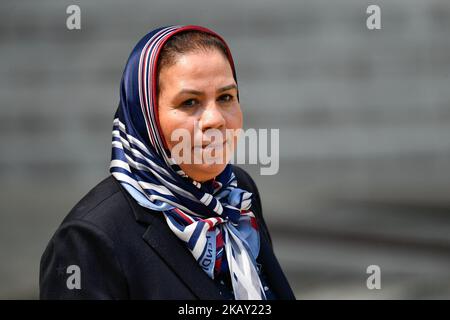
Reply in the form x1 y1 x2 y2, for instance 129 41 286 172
181 163 228 182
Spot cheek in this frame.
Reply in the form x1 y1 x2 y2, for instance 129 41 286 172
225 106 243 151
159 110 179 148
226 105 243 130
159 109 195 149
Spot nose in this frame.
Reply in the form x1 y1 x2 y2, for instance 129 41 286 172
199 101 226 132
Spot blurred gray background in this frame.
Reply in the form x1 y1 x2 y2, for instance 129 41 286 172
1 0 450 299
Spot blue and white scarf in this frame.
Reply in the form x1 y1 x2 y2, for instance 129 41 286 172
109 25 266 300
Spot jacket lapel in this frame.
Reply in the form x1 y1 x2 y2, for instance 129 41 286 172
142 213 224 299
123 186 223 300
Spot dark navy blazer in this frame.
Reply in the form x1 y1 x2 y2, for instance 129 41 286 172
39 166 296 300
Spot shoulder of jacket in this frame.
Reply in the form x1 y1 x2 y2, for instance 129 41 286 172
58 176 133 236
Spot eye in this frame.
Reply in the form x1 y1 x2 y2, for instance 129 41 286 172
218 94 234 103
181 98 198 107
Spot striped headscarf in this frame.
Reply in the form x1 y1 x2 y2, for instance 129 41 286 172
110 25 266 300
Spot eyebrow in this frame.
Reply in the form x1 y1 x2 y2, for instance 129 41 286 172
177 84 237 97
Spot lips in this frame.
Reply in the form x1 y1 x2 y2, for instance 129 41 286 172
194 140 227 149
204 140 226 148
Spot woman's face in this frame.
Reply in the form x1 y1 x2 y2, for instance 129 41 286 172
158 49 243 182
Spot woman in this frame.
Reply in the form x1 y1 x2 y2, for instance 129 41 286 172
40 25 295 300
